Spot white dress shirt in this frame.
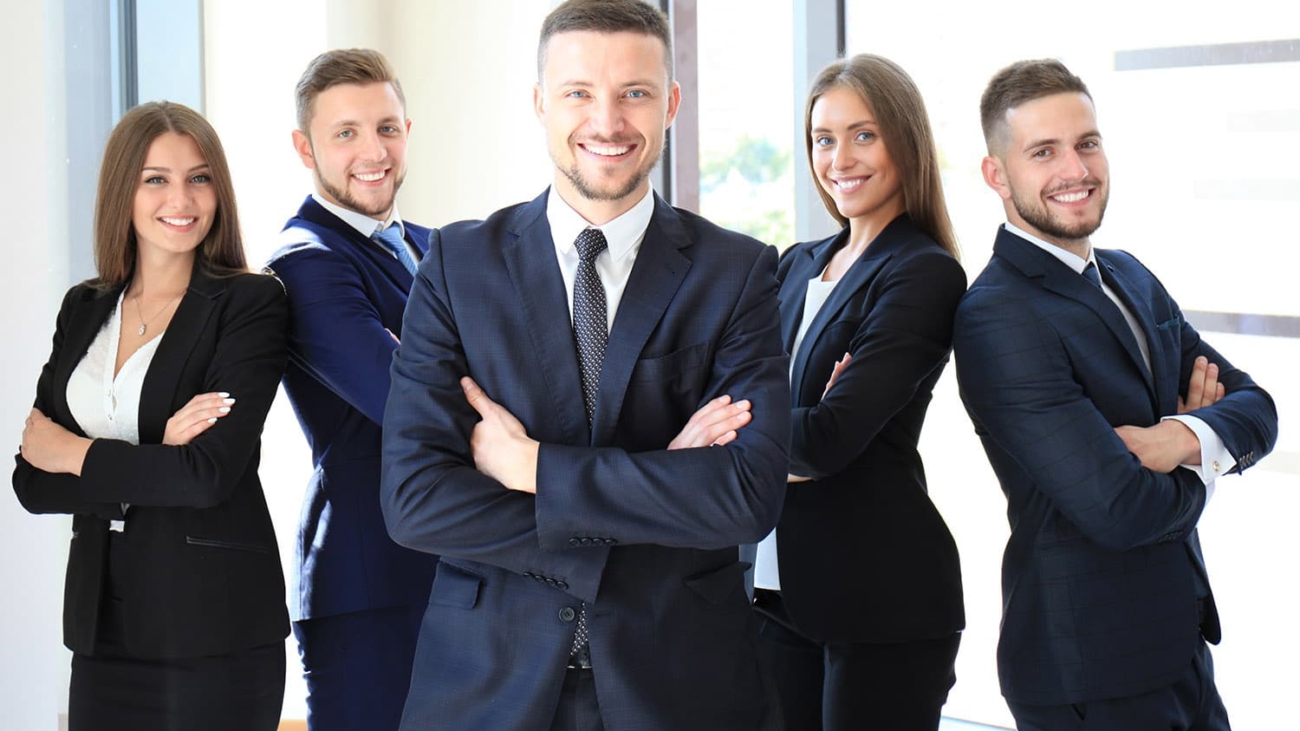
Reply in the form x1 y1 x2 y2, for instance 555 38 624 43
312 193 420 263
1004 223 1233 494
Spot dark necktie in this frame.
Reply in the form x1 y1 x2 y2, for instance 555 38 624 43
1082 261 1103 289
374 224 418 275
569 227 607 668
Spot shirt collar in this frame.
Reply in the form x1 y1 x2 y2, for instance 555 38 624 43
546 185 654 262
313 193 404 240
1003 221 1096 274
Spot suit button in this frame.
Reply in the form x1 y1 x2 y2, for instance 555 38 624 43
568 538 580 547
556 581 569 590
580 537 592 545
559 607 576 622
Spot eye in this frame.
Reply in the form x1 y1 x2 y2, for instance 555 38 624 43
380 124 400 135
337 129 354 139
143 175 166 185
813 135 833 148
855 130 875 142
565 89 589 99
1079 139 1099 150
1031 148 1052 159
190 174 212 184
626 89 648 99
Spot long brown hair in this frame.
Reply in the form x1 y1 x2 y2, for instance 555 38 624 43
805 54 959 259
92 101 246 287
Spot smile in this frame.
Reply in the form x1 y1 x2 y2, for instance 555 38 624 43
159 216 196 227
1049 190 1090 204
353 170 388 182
832 177 867 192
581 143 634 158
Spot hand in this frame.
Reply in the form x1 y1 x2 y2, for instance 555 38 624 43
386 328 400 344
668 395 752 449
1178 355 1224 413
20 408 90 475
163 392 236 446
823 352 852 398
1115 420 1201 472
461 377 539 493
788 474 811 483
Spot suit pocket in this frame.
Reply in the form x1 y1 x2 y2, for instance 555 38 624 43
185 536 274 554
630 342 710 383
683 561 751 607
429 560 483 609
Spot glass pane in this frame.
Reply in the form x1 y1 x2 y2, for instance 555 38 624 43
844 3 1300 727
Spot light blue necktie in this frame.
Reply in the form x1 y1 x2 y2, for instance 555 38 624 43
374 224 418 275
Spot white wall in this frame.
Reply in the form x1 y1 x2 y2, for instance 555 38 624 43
1 1 75 728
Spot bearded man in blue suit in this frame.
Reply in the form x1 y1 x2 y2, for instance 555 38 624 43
266 49 437 731
954 59 1277 730
380 2 789 730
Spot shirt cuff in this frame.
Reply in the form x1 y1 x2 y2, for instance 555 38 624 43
1163 414 1235 486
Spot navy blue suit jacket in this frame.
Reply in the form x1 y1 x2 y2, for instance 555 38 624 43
381 190 790 731
953 227 1277 705
267 196 437 621
773 215 965 643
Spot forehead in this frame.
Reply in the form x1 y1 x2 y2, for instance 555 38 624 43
143 131 205 164
811 86 875 126
542 30 668 85
311 82 404 126
1004 91 1098 143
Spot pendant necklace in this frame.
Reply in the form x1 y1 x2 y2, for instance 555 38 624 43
134 290 183 336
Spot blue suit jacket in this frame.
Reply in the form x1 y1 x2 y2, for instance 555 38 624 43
267 196 438 621
953 227 1277 705
381 190 790 731
773 215 965 643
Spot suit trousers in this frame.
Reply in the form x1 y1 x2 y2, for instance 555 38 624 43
293 603 427 731
548 668 606 731
754 589 960 731
1008 640 1230 731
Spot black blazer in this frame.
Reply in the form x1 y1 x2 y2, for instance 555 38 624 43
13 264 290 659
774 214 965 643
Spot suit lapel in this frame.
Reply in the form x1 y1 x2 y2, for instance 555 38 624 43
295 197 415 290
592 195 691 445
137 263 223 444
502 194 590 445
1097 254 1171 411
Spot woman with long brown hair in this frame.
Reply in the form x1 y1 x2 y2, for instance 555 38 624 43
750 54 966 729
14 101 289 730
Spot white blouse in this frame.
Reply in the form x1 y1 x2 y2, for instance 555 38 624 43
66 290 164 445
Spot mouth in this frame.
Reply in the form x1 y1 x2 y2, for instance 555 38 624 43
832 176 867 193
353 169 389 184
579 142 635 160
1047 188 1093 205
158 216 197 229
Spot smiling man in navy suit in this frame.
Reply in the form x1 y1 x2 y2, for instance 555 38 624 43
266 49 437 731
380 2 789 730
954 59 1278 730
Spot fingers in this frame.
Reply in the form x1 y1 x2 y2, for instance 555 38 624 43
669 396 752 449
823 352 853 397
1181 357 1224 413
460 377 495 417
163 392 235 446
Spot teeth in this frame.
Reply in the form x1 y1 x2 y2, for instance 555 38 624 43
1052 190 1088 203
586 144 631 157
354 171 386 182
834 178 864 192
160 217 195 226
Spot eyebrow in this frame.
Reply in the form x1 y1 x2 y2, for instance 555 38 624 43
555 79 659 89
810 119 877 135
142 164 211 173
327 116 403 128
1022 129 1102 152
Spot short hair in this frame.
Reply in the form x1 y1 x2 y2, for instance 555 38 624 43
805 54 959 259
980 59 1091 154
93 101 246 287
537 0 673 82
295 48 406 134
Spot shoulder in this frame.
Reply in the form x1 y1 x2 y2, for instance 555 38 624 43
668 205 769 260
209 270 288 311
435 200 534 247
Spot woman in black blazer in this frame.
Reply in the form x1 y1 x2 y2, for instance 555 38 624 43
751 55 966 730
14 101 289 731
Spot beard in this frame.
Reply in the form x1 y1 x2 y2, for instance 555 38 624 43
1010 180 1108 244
315 166 405 218
554 135 661 203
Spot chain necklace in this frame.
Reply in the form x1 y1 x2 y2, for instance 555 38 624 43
133 291 183 336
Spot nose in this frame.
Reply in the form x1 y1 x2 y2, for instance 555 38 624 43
1059 148 1089 180
359 130 387 163
168 182 195 208
588 97 625 138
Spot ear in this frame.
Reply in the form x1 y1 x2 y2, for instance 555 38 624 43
405 118 413 137
981 155 1011 200
664 81 681 130
533 83 546 124
292 129 316 171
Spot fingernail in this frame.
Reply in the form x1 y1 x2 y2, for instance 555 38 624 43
223 398 236 404
218 407 231 413
218 392 230 398
207 417 217 424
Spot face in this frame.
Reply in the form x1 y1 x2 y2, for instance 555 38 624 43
810 86 904 229
984 91 1109 249
535 30 680 223
293 81 410 220
132 132 217 263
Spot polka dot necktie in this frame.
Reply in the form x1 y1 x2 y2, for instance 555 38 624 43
568 226 607 667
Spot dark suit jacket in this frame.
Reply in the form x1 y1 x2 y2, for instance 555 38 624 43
953 227 1277 705
267 196 438 621
774 215 965 643
12 265 290 659
381 190 790 731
